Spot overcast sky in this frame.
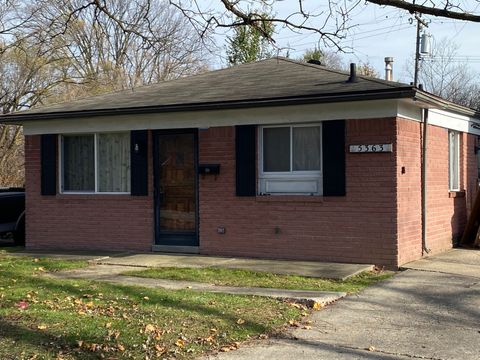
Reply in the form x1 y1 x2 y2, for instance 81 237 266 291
213 1 480 84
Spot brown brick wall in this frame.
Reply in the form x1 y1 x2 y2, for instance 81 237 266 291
396 119 478 265
24 134 154 252
198 119 399 267
24 117 478 268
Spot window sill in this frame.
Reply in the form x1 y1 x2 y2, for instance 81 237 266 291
449 190 465 198
255 195 323 203
56 193 134 200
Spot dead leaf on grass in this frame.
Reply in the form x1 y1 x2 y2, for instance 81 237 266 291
175 339 185 348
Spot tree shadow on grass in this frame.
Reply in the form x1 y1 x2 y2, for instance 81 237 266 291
0 318 98 360
0 269 277 355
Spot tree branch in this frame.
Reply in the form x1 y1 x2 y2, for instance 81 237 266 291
367 0 480 22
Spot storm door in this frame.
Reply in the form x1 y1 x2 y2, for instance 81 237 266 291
153 130 198 247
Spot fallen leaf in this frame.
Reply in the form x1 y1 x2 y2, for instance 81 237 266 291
303 325 312 330
236 319 245 325
175 339 185 347
220 347 231 352
144 324 156 333
117 344 125 352
37 324 47 330
154 344 166 353
312 302 323 310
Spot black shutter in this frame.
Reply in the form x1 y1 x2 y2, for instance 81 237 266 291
131 130 149 196
323 120 346 196
41 134 57 196
235 125 256 197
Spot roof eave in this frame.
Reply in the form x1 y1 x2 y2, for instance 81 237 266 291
1 87 417 124
414 90 480 118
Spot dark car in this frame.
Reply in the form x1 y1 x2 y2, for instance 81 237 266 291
0 188 25 245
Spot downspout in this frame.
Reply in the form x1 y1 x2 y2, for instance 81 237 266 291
421 107 431 255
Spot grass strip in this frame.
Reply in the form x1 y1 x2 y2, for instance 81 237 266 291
123 266 394 293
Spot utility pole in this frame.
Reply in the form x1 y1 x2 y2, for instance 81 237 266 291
413 14 429 87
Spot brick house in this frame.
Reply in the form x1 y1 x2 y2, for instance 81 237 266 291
1 57 479 268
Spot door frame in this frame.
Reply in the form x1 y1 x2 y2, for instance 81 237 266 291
152 129 199 249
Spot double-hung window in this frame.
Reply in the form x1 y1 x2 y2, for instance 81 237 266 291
448 130 460 191
61 132 131 193
259 124 322 195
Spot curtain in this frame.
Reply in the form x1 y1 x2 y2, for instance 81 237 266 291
98 133 131 192
63 135 95 191
293 126 320 171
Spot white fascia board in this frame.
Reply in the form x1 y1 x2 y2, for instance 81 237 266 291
23 99 399 135
428 108 480 136
397 99 480 135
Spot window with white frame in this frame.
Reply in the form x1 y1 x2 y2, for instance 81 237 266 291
61 133 131 193
259 124 322 195
448 130 460 191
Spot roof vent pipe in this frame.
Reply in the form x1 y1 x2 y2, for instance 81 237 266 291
384 57 394 81
347 63 358 83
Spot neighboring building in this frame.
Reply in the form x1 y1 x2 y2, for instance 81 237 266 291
1 58 479 268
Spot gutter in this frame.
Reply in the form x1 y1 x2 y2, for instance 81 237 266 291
0 88 417 124
421 108 431 255
414 91 479 118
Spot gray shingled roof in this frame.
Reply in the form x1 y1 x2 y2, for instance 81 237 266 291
4 57 415 120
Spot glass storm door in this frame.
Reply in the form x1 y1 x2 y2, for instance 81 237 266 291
153 130 198 247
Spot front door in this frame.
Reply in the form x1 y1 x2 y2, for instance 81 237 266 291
153 130 198 247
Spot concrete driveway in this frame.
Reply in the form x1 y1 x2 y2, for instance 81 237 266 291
205 249 480 360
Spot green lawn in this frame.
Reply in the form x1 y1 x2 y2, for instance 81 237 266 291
123 267 394 293
0 250 303 359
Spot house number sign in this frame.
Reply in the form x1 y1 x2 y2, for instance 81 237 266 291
349 144 392 153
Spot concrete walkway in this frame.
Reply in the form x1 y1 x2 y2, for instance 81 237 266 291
203 248 480 360
49 264 346 308
12 250 372 280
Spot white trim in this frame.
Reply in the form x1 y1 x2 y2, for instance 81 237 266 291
23 100 400 135
59 132 131 195
448 130 460 191
258 123 323 195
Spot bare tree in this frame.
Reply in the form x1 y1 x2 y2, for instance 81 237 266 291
415 38 480 109
0 0 210 186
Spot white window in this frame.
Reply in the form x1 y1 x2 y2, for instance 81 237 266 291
60 133 131 193
448 130 460 191
259 124 322 195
